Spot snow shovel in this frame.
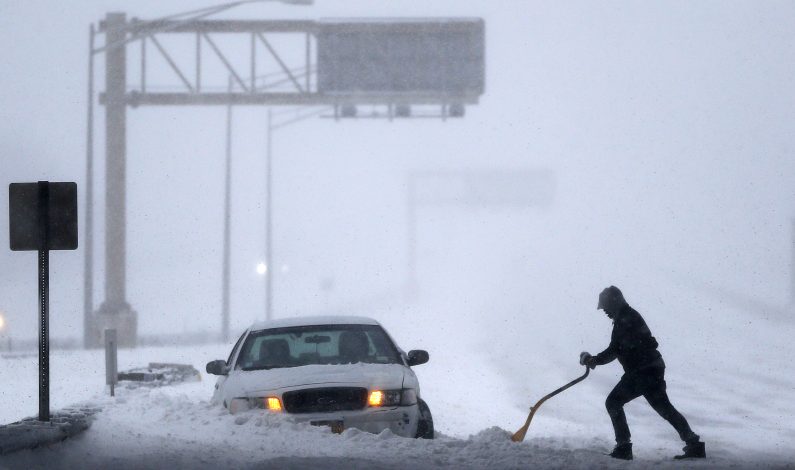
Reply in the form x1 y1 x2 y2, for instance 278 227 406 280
510 365 590 442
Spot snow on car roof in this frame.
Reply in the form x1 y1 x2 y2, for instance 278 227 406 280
249 315 380 332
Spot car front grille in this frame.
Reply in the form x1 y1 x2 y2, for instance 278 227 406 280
282 387 368 414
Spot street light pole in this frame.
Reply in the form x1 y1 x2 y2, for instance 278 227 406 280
221 76 233 342
406 173 418 299
262 106 328 322
265 108 273 321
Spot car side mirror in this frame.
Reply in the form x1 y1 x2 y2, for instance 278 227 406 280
206 359 229 376
407 350 429 367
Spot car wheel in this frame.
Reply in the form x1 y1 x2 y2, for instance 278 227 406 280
415 399 434 439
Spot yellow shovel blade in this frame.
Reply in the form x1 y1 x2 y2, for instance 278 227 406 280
511 424 529 442
510 406 537 442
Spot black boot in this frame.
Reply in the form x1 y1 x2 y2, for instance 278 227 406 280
674 441 706 460
609 442 633 460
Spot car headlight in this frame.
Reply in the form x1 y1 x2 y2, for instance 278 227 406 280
368 389 417 407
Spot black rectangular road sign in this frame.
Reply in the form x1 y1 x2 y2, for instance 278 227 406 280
9 182 78 251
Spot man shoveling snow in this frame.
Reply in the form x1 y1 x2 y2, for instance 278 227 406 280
580 286 706 461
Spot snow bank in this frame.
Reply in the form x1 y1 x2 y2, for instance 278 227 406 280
0 407 96 456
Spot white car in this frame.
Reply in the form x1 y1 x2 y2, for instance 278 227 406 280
206 316 434 439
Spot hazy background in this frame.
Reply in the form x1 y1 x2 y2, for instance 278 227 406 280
1 0 794 355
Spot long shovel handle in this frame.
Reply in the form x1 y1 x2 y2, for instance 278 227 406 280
510 366 590 442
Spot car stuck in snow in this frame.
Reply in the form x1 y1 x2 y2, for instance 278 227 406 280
206 316 434 438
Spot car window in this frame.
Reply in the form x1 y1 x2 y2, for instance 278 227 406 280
236 324 401 371
227 331 247 366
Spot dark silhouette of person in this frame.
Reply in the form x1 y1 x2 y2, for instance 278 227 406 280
259 339 293 368
580 286 705 460
338 330 370 364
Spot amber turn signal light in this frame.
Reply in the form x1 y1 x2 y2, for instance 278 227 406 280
266 397 283 412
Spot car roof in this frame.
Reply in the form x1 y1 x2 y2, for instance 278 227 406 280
249 315 381 332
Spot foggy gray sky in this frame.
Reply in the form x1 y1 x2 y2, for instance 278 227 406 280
1 0 794 342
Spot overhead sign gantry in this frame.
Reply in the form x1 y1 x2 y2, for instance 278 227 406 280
101 16 484 108
87 12 485 347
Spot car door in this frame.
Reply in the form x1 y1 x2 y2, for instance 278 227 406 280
214 330 248 405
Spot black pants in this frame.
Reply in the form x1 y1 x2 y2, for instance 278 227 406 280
605 366 698 445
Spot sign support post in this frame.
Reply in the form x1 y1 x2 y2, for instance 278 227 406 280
9 181 78 422
105 329 118 397
37 182 50 421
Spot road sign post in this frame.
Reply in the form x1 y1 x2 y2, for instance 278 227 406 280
37 182 50 421
9 181 78 421
105 329 118 397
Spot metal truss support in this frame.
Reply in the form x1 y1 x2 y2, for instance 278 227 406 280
256 33 303 93
104 12 127 311
84 24 95 349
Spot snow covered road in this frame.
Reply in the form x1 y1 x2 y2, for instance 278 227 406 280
1 310 793 470
0 381 766 470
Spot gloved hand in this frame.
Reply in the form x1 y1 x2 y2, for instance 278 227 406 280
579 351 595 369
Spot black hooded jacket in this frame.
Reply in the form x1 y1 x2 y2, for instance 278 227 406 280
593 303 663 373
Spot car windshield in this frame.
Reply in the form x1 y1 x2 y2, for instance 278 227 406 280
236 324 402 371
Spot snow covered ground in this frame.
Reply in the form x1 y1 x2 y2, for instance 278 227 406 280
1 291 794 469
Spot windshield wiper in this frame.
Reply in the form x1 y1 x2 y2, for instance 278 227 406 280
242 365 284 371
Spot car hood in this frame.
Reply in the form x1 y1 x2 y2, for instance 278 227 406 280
239 363 407 395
